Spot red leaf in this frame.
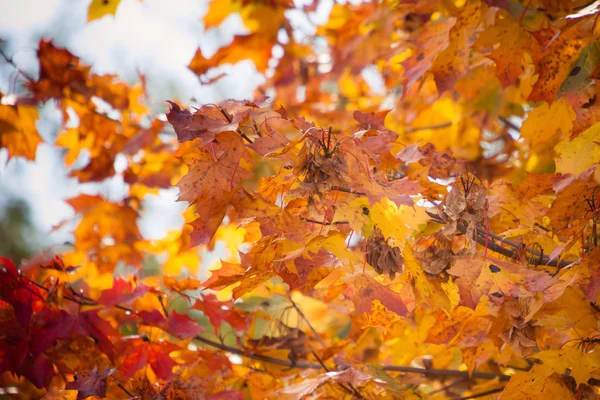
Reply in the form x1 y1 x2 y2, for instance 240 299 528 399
97 278 149 308
65 367 115 400
193 293 247 332
165 312 204 339
120 338 179 380
76 311 116 361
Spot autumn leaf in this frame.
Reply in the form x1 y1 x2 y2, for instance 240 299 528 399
88 0 120 21
97 278 149 308
65 367 115 400
0 104 43 160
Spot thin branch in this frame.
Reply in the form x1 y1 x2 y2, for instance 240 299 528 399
498 116 520 133
111 377 136 398
430 377 468 395
382 365 511 381
426 210 574 268
0 48 36 83
329 186 366 195
292 298 363 398
25 276 136 313
290 297 326 347
405 122 452 133
300 216 349 226
215 105 254 144
312 351 364 399
456 386 505 400
194 335 512 380
157 294 169 317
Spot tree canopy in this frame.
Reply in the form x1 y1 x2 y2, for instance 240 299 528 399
3 0 600 399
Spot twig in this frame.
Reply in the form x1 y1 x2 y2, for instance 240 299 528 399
300 216 349 226
312 351 364 399
456 386 505 400
158 294 169 317
405 122 452 133
430 377 468 395
498 116 520 133
425 210 574 268
382 365 511 381
290 297 326 347
292 298 364 398
0 48 36 83
215 105 254 144
25 276 136 313
329 186 366 195
112 377 136 398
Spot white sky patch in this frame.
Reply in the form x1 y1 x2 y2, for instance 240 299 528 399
138 188 187 240
361 65 386 96
0 0 270 246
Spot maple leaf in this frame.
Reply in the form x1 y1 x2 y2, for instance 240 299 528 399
65 367 115 400
87 0 120 21
177 131 253 247
192 293 247 332
120 337 179 380
97 278 149 308
353 274 411 317
139 310 204 339
0 104 43 160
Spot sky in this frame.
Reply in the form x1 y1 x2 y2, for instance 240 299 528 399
0 0 271 249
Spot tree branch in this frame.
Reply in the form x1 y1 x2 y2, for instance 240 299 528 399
405 122 452 133
193 335 512 381
290 297 327 347
300 216 349 226
426 210 574 268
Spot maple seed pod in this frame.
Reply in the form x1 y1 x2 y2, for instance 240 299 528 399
366 228 404 280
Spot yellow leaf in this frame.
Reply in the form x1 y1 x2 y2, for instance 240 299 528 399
499 348 598 399
555 121 600 177
521 99 575 148
87 0 120 22
333 197 371 234
404 244 456 312
500 373 574 399
204 0 240 29
290 291 330 332
370 197 429 248
42 390 79 400
362 299 401 332
0 104 42 160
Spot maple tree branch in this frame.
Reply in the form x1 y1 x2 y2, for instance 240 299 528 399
111 377 136 398
311 351 365 399
0 48 36 85
381 365 511 381
498 116 520 133
404 122 452 133
193 335 512 381
329 186 366 195
429 377 468 395
290 297 327 347
425 211 574 268
300 216 348 226
292 298 365 399
25 276 136 313
215 105 254 144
